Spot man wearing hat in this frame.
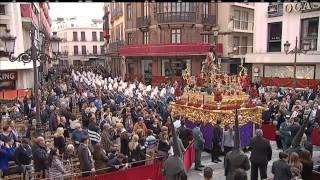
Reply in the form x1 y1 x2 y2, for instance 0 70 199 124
279 115 292 151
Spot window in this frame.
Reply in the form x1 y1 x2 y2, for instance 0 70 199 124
100 32 104 41
267 22 282 52
301 18 319 51
203 3 209 17
0 5 5 15
82 46 86 55
81 32 86 41
162 59 191 76
233 9 250 31
100 45 105 55
0 24 7 49
143 2 149 17
241 11 249 30
93 45 97 55
171 29 181 43
203 34 209 43
143 31 149 44
233 36 240 54
127 4 132 20
92 32 97 41
73 32 78 41
73 46 78 55
240 36 248 54
127 33 133 45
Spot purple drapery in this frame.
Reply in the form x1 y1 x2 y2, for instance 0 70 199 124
185 120 256 150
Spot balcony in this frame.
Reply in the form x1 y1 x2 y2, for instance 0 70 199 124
268 3 283 17
111 8 123 22
137 16 150 30
156 12 196 25
301 37 318 51
119 43 212 57
232 46 253 56
232 20 254 33
106 40 125 55
201 15 216 26
40 10 51 35
20 3 38 30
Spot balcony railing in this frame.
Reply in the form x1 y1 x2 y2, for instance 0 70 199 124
106 40 125 54
233 46 253 55
156 12 196 24
111 8 123 20
301 37 318 51
233 20 254 33
137 16 150 28
201 14 216 26
20 4 38 27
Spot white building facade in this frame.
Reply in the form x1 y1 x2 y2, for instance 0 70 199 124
246 2 320 82
0 3 52 90
53 17 105 66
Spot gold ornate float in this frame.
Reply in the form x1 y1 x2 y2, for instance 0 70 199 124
171 46 264 126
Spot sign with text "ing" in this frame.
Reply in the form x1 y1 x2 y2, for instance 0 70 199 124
0 71 17 81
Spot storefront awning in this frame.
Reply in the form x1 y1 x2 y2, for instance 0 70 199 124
119 43 212 57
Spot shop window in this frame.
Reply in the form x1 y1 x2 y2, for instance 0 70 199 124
301 17 318 51
267 22 282 52
171 29 181 43
162 59 191 76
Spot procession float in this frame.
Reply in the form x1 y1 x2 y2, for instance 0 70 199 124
171 46 265 148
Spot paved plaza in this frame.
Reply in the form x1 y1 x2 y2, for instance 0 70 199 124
187 141 320 180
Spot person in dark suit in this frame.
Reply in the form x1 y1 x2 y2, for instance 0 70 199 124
290 117 300 139
271 152 292 180
77 136 95 177
178 120 191 148
81 108 92 129
192 121 205 171
249 129 272 180
212 119 222 163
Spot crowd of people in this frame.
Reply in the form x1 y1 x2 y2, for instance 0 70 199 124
0 66 191 179
1 65 320 180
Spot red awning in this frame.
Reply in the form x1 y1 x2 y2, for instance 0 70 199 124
119 43 212 57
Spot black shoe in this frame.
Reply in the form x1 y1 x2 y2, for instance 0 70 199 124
216 159 222 162
194 168 202 171
213 160 219 163
199 165 205 168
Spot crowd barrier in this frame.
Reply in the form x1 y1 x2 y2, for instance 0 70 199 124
261 77 320 89
261 124 320 146
0 89 32 100
76 141 195 180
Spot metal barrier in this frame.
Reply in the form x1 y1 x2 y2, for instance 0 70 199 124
0 89 32 100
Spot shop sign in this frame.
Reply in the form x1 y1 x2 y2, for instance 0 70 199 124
285 2 320 13
0 71 17 81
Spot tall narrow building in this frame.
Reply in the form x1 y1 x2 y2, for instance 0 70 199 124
0 2 52 90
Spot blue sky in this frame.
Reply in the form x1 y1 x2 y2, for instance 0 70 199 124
49 2 104 20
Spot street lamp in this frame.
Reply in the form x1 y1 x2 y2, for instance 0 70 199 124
283 36 310 88
0 28 62 126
